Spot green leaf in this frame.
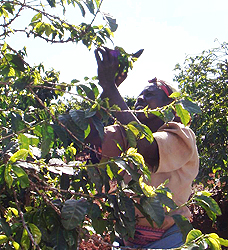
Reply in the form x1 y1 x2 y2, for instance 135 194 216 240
181 99 202 114
89 82 99 98
103 13 118 32
132 49 144 58
128 121 153 143
28 223 42 244
194 194 222 215
87 167 102 193
31 12 42 23
94 0 100 8
84 124 91 139
140 196 165 227
92 115 104 140
63 229 78 248
21 229 30 250
175 103 191 126
218 237 228 247
92 219 108 235
75 1 85 17
69 109 88 130
125 128 137 148
46 0 56 7
88 203 101 220
50 226 68 250
18 133 39 150
85 0 95 14
185 229 202 244
12 165 29 188
52 124 68 147
76 84 95 100
106 164 114 180
118 194 135 222
207 237 221 250
114 159 140 181
0 218 11 237
12 241 20 250
0 235 8 244
1 41 7 51
45 24 52 36
8 67 15 77
61 199 88 230
11 54 25 71
169 92 181 98
58 114 85 143
4 164 13 188
172 214 193 241
156 192 177 210
10 149 29 163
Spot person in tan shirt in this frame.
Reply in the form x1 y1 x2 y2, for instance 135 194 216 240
93 47 199 249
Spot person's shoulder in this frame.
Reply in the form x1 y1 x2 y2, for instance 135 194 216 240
157 121 196 138
158 121 191 131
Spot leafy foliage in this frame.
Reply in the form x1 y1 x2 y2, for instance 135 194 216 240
174 43 228 191
0 1 227 249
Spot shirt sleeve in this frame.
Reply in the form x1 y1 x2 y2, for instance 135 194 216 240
153 122 198 173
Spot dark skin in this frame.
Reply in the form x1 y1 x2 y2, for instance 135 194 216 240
94 47 172 170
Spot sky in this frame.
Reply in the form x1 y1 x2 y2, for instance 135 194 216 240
5 0 228 97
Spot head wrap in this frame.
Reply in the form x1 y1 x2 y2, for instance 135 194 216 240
148 77 173 97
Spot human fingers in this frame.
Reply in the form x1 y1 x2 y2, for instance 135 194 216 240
95 47 109 63
94 49 102 65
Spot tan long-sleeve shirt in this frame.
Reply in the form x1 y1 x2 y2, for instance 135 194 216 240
101 122 199 230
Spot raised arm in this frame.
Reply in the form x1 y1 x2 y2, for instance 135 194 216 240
94 47 159 169
95 47 139 125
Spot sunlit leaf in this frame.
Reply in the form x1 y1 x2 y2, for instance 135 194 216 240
31 12 42 23
18 133 39 150
10 149 29 163
28 223 42 244
12 240 20 250
218 237 228 247
0 235 8 244
175 103 191 126
185 229 202 244
207 236 221 250
21 229 30 250
4 164 13 188
12 165 29 188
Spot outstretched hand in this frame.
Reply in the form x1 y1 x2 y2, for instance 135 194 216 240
94 47 127 90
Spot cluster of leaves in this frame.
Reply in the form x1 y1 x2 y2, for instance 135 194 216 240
0 0 117 48
0 1 228 249
174 42 228 192
0 61 227 249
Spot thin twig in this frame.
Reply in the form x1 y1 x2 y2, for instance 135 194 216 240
13 188 42 250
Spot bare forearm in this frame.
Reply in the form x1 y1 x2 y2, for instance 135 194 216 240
101 84 140 125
